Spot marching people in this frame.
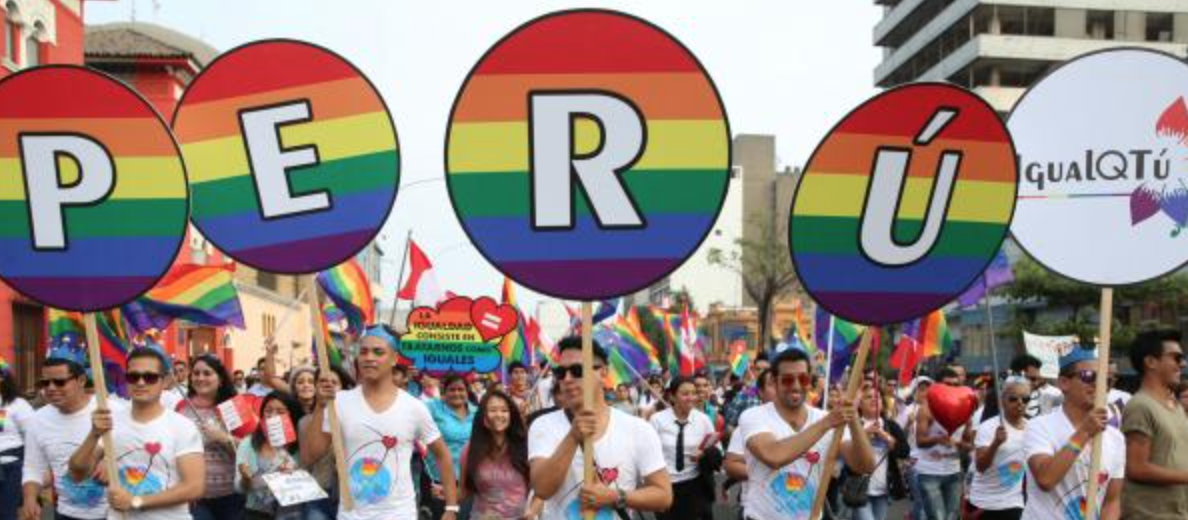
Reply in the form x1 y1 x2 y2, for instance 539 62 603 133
968 376 1031 520
0 357 33 520
914 368 973 520
650 376 717 520
178 354 245 520
1011 354 1062 419
1121 330 1188 520
460 389 543 520
236 392 305 520
1021 346 1125 520
848 378 909 520
426 373 477 519
298 364 355 520
527 336 672 519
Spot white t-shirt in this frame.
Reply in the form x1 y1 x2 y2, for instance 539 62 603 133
0 397 34 458
528 407 666 520
740 403 850 520
1106 388 1131 409
1020 408 1126 520
727 406 760 501
914 415 962 476
160 387 186 412
649 407 715 483
23 396 126 520
864 418 891 497
1027 385 1063 419
969 416 1027 510
327 387 441 520
109 407 204 520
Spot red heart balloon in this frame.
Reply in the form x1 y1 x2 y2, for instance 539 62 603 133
926 383 978 434
470 296 519 342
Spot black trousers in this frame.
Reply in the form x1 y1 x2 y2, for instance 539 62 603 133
968 506 1023 520
656 477 713 520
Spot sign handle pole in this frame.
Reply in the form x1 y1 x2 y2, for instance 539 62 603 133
83 313 126 520
809 328 874 520
581 301 595 520
306 277 354 511
1085 287 1113 520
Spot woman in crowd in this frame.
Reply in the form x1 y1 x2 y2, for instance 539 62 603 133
180 353 245 520
0 358 32 519
967 377 1030 520
460 389 542 520
298 364 355 520
288 366 317 414
237 391 305 520
650 376 716 520
426 373 477 518
850 379 909 520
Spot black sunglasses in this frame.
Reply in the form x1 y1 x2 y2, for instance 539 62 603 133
552 364 604 380
126 372 163 385
1060 369 1097 385
37 377 75 389
1165 352 1186 365
1005 395 1031 405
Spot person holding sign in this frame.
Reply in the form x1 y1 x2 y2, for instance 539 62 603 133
740 348 876 520
303 325 459 520
968 377 1031 520
70 347 206 519
649 376 716 520
1021 347 1125 520
1120 330 1188 520
528 337 672 520
236 392 305 520
176 354 244 520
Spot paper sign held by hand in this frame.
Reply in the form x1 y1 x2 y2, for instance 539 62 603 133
263 470 328 507
266 414 297 448
217 394 259 438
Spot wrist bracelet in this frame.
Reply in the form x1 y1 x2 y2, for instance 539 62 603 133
1063 439 1084 455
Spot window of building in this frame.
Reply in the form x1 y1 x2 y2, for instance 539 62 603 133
1147 13 1174 42
262 314 276 338
1087 10 1114 40
258 271 278 291
4 19 15 64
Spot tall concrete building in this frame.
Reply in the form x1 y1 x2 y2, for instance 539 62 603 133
875 1 1188 111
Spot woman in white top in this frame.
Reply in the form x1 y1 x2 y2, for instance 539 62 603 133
969 377 1030 520
649 376 715 520
0 359 33 519
851 380 909 520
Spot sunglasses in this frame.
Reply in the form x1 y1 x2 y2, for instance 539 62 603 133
1165 352 1186 365
1061 369 1097 385
37 377 75 389
553 364 604 380
126 372 163 385
778 373 812 388
1005 395 1031 405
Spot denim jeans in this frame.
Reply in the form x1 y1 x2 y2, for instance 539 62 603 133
918 473 962 520
907 466 925 520
0 456 23 520
191 493 246 520
852 494 890 520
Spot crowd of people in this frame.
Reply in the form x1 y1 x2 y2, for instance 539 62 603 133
0 325 1186 520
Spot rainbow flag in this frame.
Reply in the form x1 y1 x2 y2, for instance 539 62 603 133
789 85 1015 324
728 340 750 377
140 264 244 328
314 306 343 367
595 328 638 389
96 309 131 397
0 68 188 311
498 278 528 371
174 41 400 272
624 307 662 370
48 308 85 340
815 307 867 381
445 11 730 300
317 259 375 335
918 309 953 358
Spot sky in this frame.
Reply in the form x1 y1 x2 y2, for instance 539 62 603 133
85 0 883 315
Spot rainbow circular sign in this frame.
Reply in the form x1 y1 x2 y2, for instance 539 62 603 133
445 9 731 300
0 66 189 312
790 83 1017 325
173 40 399 274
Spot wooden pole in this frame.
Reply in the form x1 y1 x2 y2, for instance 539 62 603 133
810 328 875 520
1084 287 1113 520
581 301 595 520
983 290 1004 415
306 277 354 511
83 314 124 518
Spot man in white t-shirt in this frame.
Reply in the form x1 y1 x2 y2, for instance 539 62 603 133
1012 354 1063 419
303 325 459 520
969 376 1031 520
22 356 121 520
1021 346 1125 520
741 347 876 520
71 348 206 519
529 336 672 520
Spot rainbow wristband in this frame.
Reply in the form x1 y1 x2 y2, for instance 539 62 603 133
1063 439 1084 455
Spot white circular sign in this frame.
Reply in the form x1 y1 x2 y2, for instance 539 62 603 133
1009 49 1188 286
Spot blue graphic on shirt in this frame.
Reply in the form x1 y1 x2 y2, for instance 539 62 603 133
765 451 822 520
564 499 617 520
347 430 399 505
58 475 105 509
996 461 1025 488
119 465 165 496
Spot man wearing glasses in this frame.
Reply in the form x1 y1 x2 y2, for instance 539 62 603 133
740 348 876 520
528 336 672 520
1010 354 1063 419
1120 330 1188 520
70 347 206 518
21 350 125 520
1021 346 1124 520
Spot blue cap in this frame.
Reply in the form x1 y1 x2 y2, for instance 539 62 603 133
362 325 399 351
1059 345 1098 371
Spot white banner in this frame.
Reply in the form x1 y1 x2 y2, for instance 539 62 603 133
1023 332 1078 379
263 470 328 507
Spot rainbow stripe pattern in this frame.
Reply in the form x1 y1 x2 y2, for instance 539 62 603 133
446 10 730 300
173 40 399 274
140 264 244 328
918 309 953 358
317 259 375 334
790 84 1016 325
0 67 188 311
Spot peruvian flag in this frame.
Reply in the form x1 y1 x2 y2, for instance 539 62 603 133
397 240 443 306
679 307 699 376
890 319 922 386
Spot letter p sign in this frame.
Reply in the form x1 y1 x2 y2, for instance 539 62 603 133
20 135 114 250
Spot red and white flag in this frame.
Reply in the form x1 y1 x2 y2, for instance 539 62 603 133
679 307 699 376
397 240 443 306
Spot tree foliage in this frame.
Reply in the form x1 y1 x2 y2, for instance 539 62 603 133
708 216 799 347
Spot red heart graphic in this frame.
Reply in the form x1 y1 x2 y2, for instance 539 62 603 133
144 442 161 456
927 384 979 435
598 467 619 485
470 297 518 342
805 451 820 464
382 436 397 449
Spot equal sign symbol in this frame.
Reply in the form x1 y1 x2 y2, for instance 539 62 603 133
481 313 502 330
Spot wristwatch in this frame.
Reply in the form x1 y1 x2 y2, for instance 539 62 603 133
615 489 627 510
131 496 144 511
444 504 461 514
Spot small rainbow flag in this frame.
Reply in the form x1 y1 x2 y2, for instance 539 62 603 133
314 306 342 367
728 339 750 377
96 309 131 397
918 309 953 359
595 328 638 389
498 278 528 370
139 264 244 328
446 11 730 299
317 259 375 335
48 308 85 340
624 307 662 370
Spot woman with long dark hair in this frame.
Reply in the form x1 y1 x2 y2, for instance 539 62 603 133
179 353 244 520
0 358 32 520
461 389 542 520
236 391 305 520
299 364 355 520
